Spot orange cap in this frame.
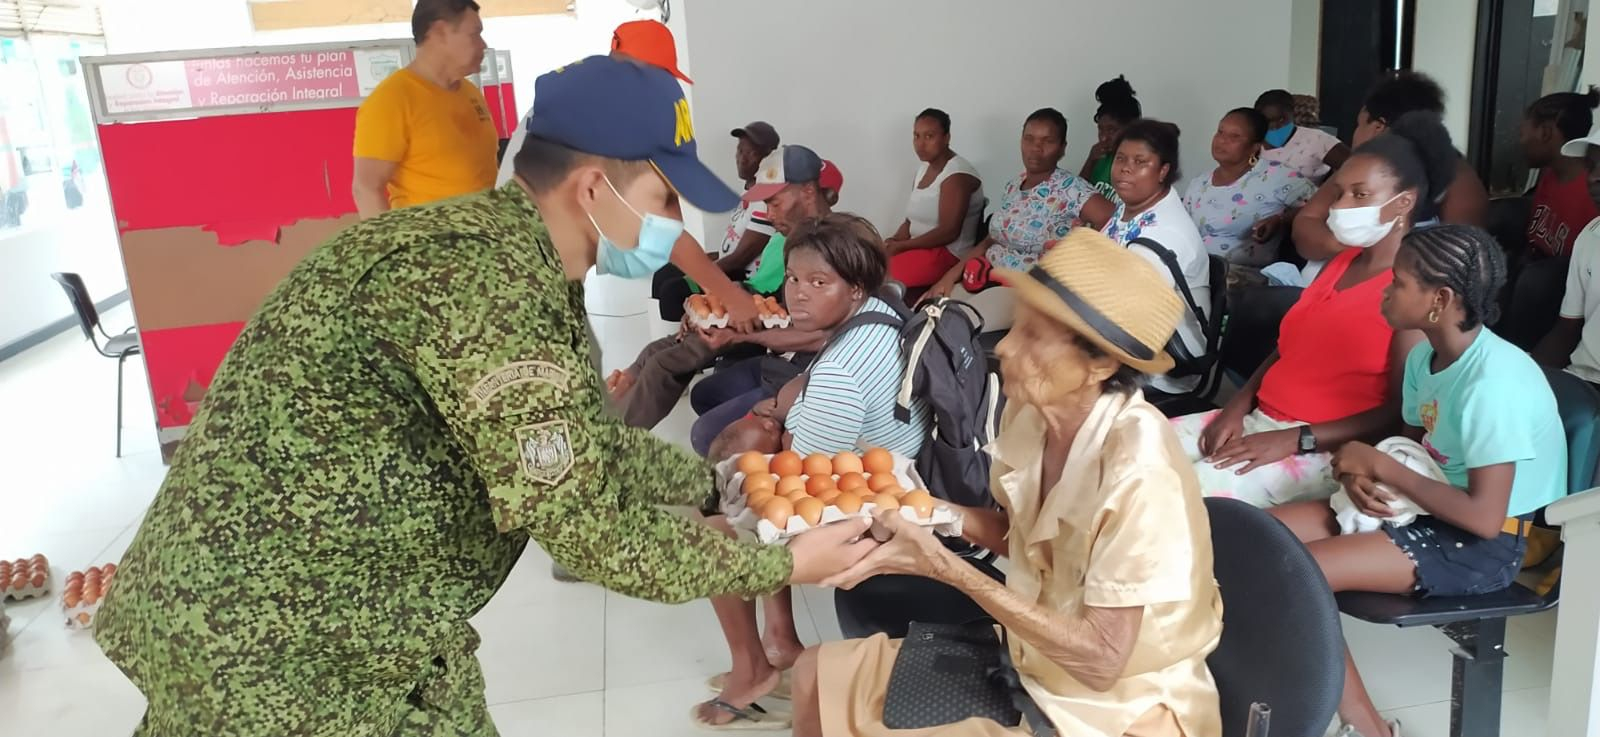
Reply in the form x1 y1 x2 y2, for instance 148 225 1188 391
611 20 692 84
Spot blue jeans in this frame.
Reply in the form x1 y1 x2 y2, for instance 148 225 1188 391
690 358 768 456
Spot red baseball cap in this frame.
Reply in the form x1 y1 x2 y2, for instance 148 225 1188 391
612 20 692 84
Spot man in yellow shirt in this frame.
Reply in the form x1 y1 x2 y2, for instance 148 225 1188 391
352 0 498 217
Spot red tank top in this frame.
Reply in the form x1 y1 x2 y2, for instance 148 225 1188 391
1256 249 1395 424
1527 170 1599 258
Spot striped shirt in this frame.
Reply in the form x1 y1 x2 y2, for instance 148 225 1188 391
787 298 930 457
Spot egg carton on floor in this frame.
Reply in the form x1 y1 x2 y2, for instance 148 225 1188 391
63 564 117 630
0 554 51 602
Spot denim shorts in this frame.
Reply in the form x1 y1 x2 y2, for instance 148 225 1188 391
1383 516 1528 597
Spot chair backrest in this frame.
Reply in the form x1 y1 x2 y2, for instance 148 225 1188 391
49 272 100 343
1216 285 1303 383
1543 366 1600 494
1205 497 1343 737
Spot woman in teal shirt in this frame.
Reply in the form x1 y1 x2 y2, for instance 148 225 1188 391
1270 225 1566 737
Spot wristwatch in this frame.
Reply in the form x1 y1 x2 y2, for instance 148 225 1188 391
1297 425 1317 455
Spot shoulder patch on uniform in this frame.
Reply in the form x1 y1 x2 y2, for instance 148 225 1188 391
516 420 574 486
471 361 570 406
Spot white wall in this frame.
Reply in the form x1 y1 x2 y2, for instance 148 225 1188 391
1411 0 1480 145
680 0 1296 245
1289 0 1321 94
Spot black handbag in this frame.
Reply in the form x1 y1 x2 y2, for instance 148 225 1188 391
880 621 1055 735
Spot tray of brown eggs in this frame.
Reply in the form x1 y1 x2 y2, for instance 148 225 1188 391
716 447 962 544
0 555 50 601
62 563 116 630
686 294 792 331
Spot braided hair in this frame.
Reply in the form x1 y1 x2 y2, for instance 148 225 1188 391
1094 76 1141 125
1398 224 1507 331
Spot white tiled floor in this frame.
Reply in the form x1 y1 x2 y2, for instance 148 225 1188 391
0 303 1556 736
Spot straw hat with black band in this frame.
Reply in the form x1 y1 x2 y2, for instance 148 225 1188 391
995 229 1184 375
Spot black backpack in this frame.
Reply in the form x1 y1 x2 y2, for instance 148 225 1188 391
808 297 1003 508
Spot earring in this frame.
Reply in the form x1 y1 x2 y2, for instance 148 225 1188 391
1248 153 1260 168
1427 309 1440 324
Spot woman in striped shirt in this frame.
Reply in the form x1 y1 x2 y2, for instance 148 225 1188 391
695 213 930 729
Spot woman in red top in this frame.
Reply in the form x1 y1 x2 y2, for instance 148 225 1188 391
1169 112 1458 507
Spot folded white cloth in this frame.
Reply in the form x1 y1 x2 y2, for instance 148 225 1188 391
1329 436 1438 535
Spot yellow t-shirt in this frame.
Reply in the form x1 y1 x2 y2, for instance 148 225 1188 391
353 68 499 209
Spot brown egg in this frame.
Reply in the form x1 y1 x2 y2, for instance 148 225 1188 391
760 497 795 527
101 563 116 575
775 476 807 497
30 553 46 565
706 294 726 315
770 451 804 478
784 490 812 504
63 591 80 608
74 612 91 626
805 474 837 496
736 451 771 477
867 473 901 493
832 452 865 475
29 573 46 589
794 497 825 526
742 473 778 495
901 490 936 519
832 492 865 514
65 580 82 594
66 571 83 585
10 573 27 590
870 493 901 511
746 490 775 512
802 453 834 477
863 448 895 475
877 484 906 499
816 489 842 505
0 562 11 579
9 559 24 569
837 472 869 492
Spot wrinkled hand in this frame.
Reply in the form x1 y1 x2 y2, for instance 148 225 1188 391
1198 406 1246 458
1331 441 1394 482
1251 213 1287 243
699 327 740 352
1342 474 1398 519
1210 427 1299 474
822 512 953 589
788 518 880 585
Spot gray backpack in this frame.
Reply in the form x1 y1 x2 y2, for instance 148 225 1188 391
819 298 1002 508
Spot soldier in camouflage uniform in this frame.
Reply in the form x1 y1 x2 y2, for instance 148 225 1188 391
96 55 878 737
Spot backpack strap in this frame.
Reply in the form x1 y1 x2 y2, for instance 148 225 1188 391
1128 237 1208 330
799 309 905 401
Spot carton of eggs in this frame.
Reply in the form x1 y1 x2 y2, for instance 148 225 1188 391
718 448 963 544
62 563 117 630
685 294 792 331
0 554 50 601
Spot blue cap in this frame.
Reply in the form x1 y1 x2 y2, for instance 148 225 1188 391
524 55 738 213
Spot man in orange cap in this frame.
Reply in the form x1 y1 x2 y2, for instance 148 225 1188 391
612 18 692 83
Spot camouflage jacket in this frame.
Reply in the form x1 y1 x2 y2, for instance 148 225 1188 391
96 183 791 736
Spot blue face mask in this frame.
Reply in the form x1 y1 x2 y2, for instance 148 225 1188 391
1265 123 1295 148
588 175 685 279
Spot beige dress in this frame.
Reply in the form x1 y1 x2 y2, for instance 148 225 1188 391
818 391 1225 737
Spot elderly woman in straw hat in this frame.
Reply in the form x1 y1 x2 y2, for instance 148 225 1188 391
786 229 1225 737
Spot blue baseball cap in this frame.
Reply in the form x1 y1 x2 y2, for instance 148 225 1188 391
524 55 738 213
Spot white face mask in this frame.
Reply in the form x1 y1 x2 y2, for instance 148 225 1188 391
1326 193 1404 248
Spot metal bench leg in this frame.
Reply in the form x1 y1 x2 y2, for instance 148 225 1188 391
1440 618 1508 737
116 353 127 458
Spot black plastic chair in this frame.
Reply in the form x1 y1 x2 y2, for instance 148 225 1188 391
50 273 141 457
1335 367 1600 737
1206 497 1344 737
1152 254 1232 417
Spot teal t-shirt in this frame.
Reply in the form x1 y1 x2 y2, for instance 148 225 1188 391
1401 329 1566 517
687 232 787 296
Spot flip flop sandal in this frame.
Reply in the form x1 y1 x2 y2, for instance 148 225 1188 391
690 699 792 731
704 671 793 700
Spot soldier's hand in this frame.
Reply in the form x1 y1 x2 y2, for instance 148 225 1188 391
723 296 761 334
787 519 879 585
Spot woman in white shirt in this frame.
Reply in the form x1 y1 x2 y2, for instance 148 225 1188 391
886 108 985 299
1102 119 1212 400
1183 107 1318 288
1255 89 1349 184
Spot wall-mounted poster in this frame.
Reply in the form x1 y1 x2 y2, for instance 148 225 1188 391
248 0 413 32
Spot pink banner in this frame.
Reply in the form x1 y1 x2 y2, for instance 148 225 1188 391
184 50 359 107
